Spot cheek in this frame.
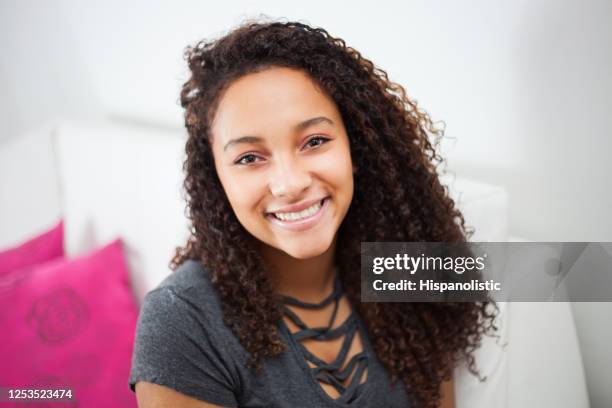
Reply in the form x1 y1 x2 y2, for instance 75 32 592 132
219 172 266 216
325 146 354 193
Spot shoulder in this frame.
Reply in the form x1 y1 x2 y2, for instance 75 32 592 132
157 258 214 294
139 259 226 334
130 260 243 407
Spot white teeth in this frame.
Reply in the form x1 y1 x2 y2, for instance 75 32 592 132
273 200 322 221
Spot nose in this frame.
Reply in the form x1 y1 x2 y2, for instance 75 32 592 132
268 156 312 198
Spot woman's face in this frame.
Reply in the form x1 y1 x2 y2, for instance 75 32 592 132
210 67 354 259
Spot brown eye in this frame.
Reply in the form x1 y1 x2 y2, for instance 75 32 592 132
304 136 330 149
235 154 262 165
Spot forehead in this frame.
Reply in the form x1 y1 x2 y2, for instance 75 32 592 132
211 67 340 142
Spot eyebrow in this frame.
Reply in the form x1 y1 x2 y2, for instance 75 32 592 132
223 116 334 152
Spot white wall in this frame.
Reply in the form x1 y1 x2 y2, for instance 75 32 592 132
0 0 102 140
2 1 611 406
443 0 612 244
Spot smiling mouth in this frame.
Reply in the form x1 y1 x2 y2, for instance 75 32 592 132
266 197 329 223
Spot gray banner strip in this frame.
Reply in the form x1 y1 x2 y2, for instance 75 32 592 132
360 242 612 302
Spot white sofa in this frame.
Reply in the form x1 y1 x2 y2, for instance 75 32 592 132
0 119 590 408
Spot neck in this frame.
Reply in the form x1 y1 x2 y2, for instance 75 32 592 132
260 236 338 303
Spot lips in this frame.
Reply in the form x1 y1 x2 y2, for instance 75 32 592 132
265 197 330 232
267 196 328 215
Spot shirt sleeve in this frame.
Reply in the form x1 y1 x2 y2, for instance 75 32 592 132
129 287 239 407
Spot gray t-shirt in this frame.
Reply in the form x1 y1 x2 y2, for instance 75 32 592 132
129 259 410 407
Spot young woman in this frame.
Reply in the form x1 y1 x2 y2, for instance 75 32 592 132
129 20 497 408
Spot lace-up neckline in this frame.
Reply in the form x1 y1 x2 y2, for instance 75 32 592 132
280 274 369 404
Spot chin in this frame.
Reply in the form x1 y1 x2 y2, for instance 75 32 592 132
282 239 333 260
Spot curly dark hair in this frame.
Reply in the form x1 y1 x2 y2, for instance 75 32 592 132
171 19 498 408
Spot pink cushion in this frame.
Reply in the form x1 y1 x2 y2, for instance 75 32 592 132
0 220 64 276
0 239 138 407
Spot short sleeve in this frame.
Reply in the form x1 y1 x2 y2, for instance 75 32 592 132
129 287 239 407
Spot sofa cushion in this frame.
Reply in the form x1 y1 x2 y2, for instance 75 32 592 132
0 220 63 277
440 175 509 242
0 239 138 407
